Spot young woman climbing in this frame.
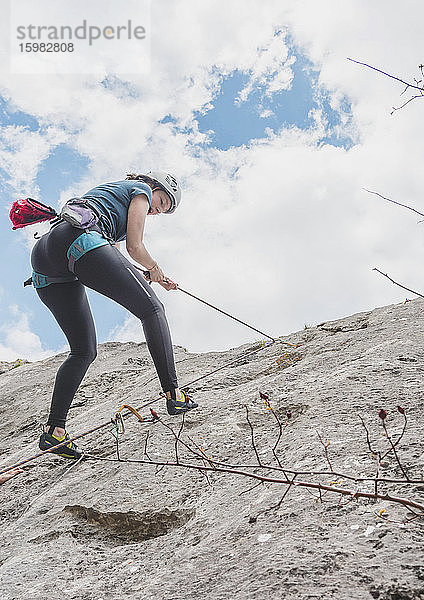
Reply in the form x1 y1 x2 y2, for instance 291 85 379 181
31 170 198 459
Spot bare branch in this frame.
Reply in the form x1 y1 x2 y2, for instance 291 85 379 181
266 405 290 480
245 405 263 467
391 94 424 114
358 415 376 455
143 431 151 460
86 454 424 513
381 411 408 461
347 58 424 92
317 432 334 473
381 419 409 480
364 189 424 219
373 268 424 299
239 480 264 496
82 404 424 519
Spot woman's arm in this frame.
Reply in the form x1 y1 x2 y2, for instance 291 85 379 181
126 194 172 285
126 194 160 269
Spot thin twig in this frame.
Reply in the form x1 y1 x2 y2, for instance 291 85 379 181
245 406 263 467
317 432 334 473
373 268 424 299
174 413 186 465
364 189 424 218
381 413 408 461
239 480 264 496
143 431 151 460
267 407 289 477
271 475 298 510
186 435 217 471
159 453 424 485
347 58 424 92
381 420 409 480
375 452 381 497
359 415 376 454
391 94 424 114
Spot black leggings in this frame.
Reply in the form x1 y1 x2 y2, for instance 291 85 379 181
31 222 178 428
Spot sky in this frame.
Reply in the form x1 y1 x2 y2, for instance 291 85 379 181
1 0 424 362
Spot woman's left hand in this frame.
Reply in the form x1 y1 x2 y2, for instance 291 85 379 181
159 277 178 291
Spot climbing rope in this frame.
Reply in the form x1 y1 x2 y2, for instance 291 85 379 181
137 265 281 342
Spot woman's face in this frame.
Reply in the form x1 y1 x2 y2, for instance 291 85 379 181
149 189 172 215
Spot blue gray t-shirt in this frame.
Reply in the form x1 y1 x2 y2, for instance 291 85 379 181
82 180 152 242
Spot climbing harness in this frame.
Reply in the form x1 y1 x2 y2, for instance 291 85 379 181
67 230 110 273
24 272 78 289
23 230 110 289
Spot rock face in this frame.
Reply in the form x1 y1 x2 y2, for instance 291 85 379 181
0 300 423 600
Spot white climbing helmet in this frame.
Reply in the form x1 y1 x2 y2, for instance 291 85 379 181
146 170 181 213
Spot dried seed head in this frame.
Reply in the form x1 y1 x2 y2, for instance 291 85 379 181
397 405 405 415
286 410 292 419
378 409 388 421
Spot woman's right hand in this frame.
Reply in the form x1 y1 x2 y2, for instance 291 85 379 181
147 263 165 283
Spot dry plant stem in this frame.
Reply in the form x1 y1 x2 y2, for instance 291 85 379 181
186 435 217 471
245 405 263 467
85 454 424 513
174 413 185 465
373 268 424 299
155 416 213 484
359 415 376 454
270 409 283 468
364 189 424 218
239 480 264 496
347 59 424 113
375 453 381 497
391 94 424 114
108 429 121 462
116 433 120 461
317 432 334 473
255 475 298 519
381 413 408 461
268 407 289 478
156 417 204 462
184 435 213 485
381 420 409 480
143 431 151 460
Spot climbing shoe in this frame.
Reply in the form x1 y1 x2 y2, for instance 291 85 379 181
167 390 198 416
39 427 83 460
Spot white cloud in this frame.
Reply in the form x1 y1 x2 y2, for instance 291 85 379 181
0 125 68 193
0 304 58 361
236 30 295 104
0 0 423 355
109 314 144 344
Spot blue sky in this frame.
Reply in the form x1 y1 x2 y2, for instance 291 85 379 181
1 141 132 350
1 5 422 361
162 46 355 151
0 41 357 359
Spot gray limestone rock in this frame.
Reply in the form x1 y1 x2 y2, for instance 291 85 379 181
0 301 423 599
